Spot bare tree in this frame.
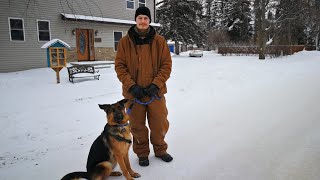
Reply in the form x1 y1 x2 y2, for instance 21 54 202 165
207 29 230 50
254 0 268 59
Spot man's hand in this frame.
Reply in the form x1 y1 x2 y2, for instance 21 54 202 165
129 85 145 99
144 83 159 97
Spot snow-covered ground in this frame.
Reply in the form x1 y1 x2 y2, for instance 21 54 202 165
0 51 320 180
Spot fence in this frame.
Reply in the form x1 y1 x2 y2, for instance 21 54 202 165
218 45 305 56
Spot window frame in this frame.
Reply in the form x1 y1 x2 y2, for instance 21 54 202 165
37 19 51 42
126 0 135 10
138 0 146 7
8 17 25 42
113 31 123 52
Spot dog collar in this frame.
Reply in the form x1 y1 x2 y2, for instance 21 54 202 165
105 122 129 128
103 124 132 144
115 122 129 128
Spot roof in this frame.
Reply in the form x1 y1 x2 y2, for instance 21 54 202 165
61 13 161 27
41 39 71 49
167 40 183 45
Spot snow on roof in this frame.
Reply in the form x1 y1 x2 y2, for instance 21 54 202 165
61 13 161 27
167 40 183 45
41 39 71 49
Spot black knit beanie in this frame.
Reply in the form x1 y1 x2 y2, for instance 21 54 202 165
135 6 151 22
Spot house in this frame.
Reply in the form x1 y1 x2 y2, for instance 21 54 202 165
0 0 159 72
167 40 184 54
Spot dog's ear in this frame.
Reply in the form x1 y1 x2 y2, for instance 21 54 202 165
99 104 111 112
118 99 128 107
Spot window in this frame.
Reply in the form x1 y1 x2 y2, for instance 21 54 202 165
114 31 123 51
139 0 146 7
9 18 24 41
126 0 134 9
37 20 51 41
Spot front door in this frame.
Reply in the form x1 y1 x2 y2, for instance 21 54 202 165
76 29 95 61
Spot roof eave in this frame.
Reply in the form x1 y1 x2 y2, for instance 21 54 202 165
61 13 161 27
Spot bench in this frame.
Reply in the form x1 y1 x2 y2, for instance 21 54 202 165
67 65 100 83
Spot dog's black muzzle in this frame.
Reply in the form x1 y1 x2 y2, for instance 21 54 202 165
114 112 124 123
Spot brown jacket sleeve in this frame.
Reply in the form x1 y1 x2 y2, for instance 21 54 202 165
152 37 172 89
115 38 136 92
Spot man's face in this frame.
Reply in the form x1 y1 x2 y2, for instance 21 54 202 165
136 15 150 31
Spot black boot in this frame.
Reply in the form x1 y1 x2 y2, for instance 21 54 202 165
155 153 173 162
139 157 149 166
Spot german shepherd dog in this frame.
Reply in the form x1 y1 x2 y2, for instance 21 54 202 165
61 99 141 180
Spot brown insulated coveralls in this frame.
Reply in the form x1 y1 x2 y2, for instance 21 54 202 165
115 26 172 157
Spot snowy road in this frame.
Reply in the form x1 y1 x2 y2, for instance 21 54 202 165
0 51 319 180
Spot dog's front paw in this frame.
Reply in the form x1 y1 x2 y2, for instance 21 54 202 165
130 172 141 178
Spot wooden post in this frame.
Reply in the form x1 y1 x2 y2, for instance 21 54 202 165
56 70 60 83
52 67 63 84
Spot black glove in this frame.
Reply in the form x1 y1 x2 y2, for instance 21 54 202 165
144 83 159 97
129 84 145 99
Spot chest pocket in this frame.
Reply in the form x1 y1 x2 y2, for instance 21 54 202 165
137 44 153 87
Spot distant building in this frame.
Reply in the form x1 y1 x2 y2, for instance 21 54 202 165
0 0 159 72
167 40 183 54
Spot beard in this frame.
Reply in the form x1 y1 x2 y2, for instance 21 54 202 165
137 24 149 31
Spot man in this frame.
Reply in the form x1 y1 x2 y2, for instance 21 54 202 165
115 6 173 167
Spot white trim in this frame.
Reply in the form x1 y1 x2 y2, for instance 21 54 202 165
126 0 135 10
61 13 161 27
8 17 25 42
138 0 146 7
36 19 51 42
113 31 123 52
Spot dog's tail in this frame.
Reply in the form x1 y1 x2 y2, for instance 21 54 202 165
61 171 88 180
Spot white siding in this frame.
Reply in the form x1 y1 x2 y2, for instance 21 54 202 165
0 0 155 72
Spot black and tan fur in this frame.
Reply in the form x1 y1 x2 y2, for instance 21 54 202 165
61 99 140 180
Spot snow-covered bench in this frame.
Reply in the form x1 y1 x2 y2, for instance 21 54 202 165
67 65 100 83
